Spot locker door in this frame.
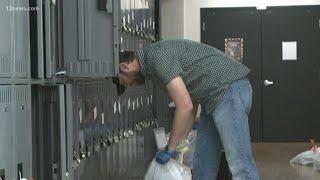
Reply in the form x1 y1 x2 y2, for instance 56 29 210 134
62 0 120 77
0 86 14 179
0 0 13 78
42 0 58 78
14 85 32 178
32 86 62 180
13 0 30 78
261 6 320 141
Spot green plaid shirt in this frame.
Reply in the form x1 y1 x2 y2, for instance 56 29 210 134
138 39 250 115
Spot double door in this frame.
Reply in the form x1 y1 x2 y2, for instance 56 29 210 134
201 6 320 141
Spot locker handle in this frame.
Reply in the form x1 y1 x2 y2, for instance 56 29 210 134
264 80 274 86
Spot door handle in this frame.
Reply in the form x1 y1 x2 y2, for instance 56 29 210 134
264 80 274 86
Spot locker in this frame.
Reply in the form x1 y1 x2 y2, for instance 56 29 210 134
0 0 13 78
82 82 101 151
61 0 120 77
0 0 30 79
13 0 30 78
0 86 14 179
31 86 62 180
120 0 127 50
37 0 120 78
66 83 83 180
14 85 32 178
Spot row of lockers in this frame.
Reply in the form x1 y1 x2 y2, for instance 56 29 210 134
0 85 32 180
0 0 162 180
30 79 172 180
0 0 159 80
58 0 119 78
0 84 170 180
120 0 156 34
120 0 158 51
71 80 163 180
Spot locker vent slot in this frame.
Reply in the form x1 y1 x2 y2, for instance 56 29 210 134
15 57 28 76
0 87 12 104
0 56 12 77
42 88 57 103
14 86 30 103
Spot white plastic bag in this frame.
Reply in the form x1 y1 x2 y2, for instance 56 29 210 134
313 152 320 170
182 140 196 168
144 159 192 180
290 144 320 166
290 150 316 166
166 130 197 169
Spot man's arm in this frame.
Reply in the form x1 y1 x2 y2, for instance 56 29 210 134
181 103 198 140
166 76 196 151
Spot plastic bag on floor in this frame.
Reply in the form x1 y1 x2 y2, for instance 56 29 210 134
144 158 192 180
313 152 320 170
290 150 317 166
290 140 320 166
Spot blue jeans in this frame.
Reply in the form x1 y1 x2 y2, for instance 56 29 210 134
193 78 259 180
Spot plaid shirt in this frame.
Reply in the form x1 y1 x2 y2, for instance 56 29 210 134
138 39 250 115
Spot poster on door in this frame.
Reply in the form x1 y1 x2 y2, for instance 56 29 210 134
225 38 244 63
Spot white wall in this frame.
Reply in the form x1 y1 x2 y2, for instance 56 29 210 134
183 0 320 42
160 0 185 39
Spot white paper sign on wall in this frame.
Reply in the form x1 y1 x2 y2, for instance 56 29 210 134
282 41 297 61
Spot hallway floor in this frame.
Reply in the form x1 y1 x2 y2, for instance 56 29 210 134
252 143 320 180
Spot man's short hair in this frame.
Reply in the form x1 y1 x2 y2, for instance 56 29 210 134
120 51 137 63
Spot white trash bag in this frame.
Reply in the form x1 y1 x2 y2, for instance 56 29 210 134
181 138 196 169
144 158 192 180
313 152 320 170
290 150 317 166
166 130 197 169
290 141 320 166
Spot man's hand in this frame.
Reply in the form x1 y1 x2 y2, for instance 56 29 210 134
155 146 176 165
166 76 195 151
